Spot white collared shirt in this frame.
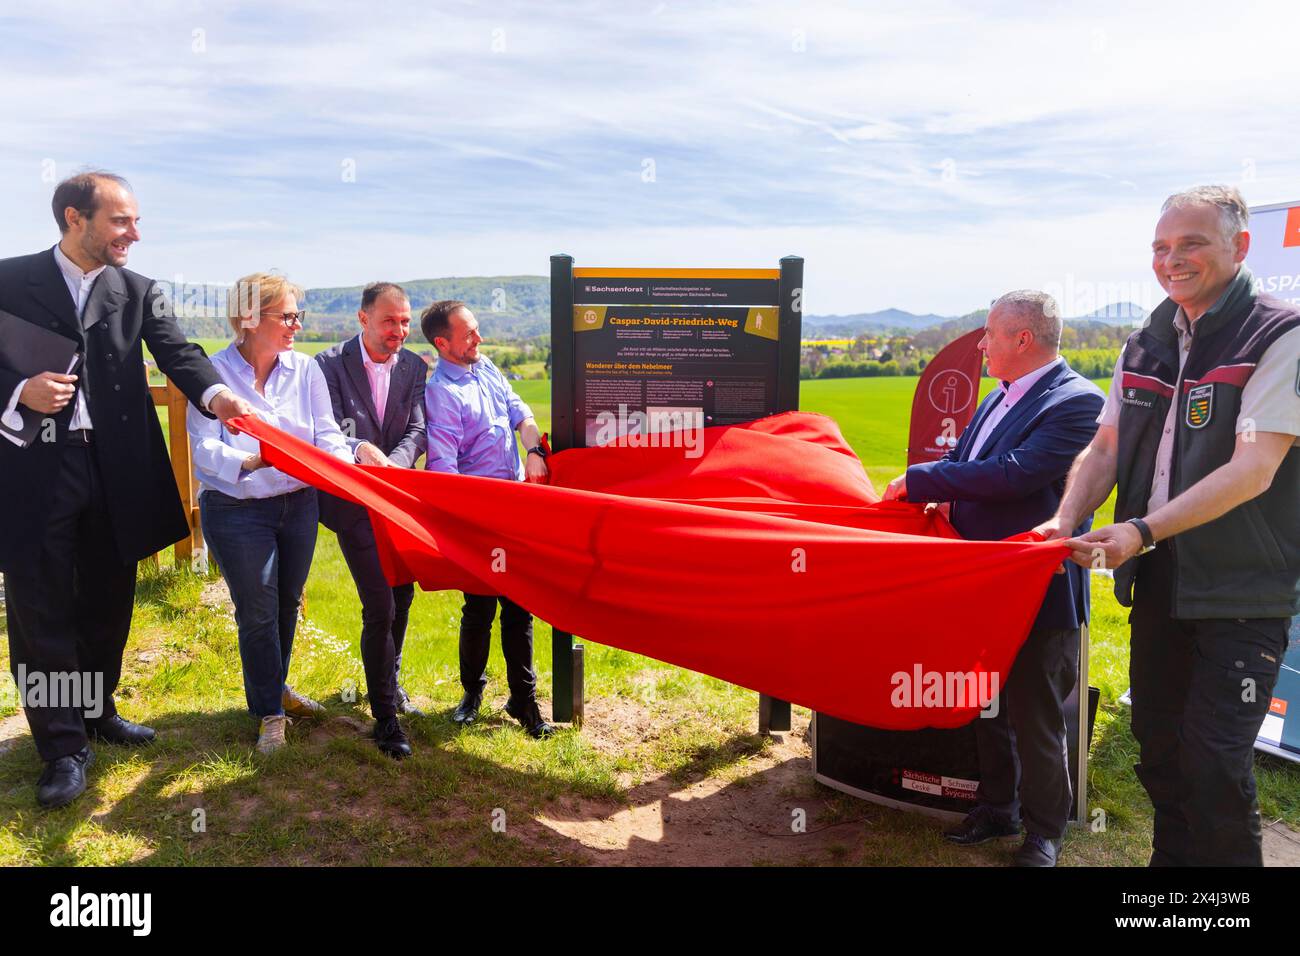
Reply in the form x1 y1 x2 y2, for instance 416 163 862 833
0 245 107 432
2 245 228 435
358 334 397 427
187 342 353 499
51 244 106 431
54 242 108 315
966 356 1063 460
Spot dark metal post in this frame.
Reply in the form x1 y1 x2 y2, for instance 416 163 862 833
758 255 804 734
549 254 576 452
776 255 804 414
552 629 574 723
549 254 578 723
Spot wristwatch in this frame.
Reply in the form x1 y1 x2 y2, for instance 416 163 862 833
1126 517 1156 554
526 445 548 459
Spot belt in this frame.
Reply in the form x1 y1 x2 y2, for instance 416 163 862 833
64 428 94 445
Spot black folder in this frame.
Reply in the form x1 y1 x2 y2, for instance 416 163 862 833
0 309 80 448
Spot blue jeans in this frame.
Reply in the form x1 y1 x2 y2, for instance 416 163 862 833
201 488 319 718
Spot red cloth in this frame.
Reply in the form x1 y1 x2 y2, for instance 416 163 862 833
240 411 1070 729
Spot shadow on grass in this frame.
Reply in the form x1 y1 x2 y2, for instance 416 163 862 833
0 698 790 866
4 693 1227 866
9 564 1290 866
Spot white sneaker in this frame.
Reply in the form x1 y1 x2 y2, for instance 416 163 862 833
257 714 289 755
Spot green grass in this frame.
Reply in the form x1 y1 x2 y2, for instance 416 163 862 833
1 374 1294 866
798 376 1118 524
145 338 344 389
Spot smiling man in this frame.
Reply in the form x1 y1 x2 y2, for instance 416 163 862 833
420 299 555 739
315 282 429 758
1039 185 1300 866
0 170 253 808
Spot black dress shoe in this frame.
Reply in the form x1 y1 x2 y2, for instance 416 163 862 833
396 687 425 718
36 747 94 809
1014 832 1061 867
504 697 555 739
452 692 482 725
373 716 413 760
87 715 156 747
943 805 1020 846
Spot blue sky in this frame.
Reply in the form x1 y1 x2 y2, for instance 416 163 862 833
2 0 1298 316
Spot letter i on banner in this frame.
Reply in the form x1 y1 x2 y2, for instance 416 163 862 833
907 329 985 465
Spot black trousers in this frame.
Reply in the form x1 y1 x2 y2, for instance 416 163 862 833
4 442 137 761
459 593 536 701
336 518 414 720
1130 543 1287 866
974 625 1080 840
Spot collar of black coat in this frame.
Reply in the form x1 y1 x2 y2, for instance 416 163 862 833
27 246 126 333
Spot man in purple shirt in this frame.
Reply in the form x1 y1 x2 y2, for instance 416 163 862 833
421 300 554 738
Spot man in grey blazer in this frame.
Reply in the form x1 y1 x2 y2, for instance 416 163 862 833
315 282 428 758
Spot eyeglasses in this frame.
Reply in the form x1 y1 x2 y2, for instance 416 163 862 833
264 310 306 329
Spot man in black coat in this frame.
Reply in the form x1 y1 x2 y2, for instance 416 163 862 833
0 171 251 808
315 282 428 758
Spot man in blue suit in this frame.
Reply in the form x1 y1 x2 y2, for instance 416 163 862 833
883 290 1104 866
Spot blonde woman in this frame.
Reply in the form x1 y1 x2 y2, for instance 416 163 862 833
187 273 355 754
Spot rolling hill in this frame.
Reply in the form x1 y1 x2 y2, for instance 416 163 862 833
174 275 1148 341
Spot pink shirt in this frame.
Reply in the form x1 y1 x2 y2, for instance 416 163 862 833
966 357 1062 459
358 335 396 426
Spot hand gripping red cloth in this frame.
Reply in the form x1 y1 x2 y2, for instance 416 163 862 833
239 412 1070 729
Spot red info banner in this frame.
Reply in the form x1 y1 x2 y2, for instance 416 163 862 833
241 411 1068 730
907 328 985 466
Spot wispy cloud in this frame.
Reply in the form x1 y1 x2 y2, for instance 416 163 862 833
1 0 1297 314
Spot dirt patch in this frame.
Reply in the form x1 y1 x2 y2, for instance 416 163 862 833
0 713 30 757
519 710 873 865
303 715 372 745
1264 820 1300 866
570 694 660 759
199 579 234 613
522 710 1300 867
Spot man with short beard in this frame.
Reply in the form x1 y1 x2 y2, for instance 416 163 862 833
0 170 253 808
421 299 555 738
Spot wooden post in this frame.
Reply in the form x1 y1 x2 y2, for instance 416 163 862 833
571 644 585 728
149 377 202 570
167 380 196 570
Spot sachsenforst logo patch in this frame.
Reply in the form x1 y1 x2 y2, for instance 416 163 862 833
1186 383 1213 429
